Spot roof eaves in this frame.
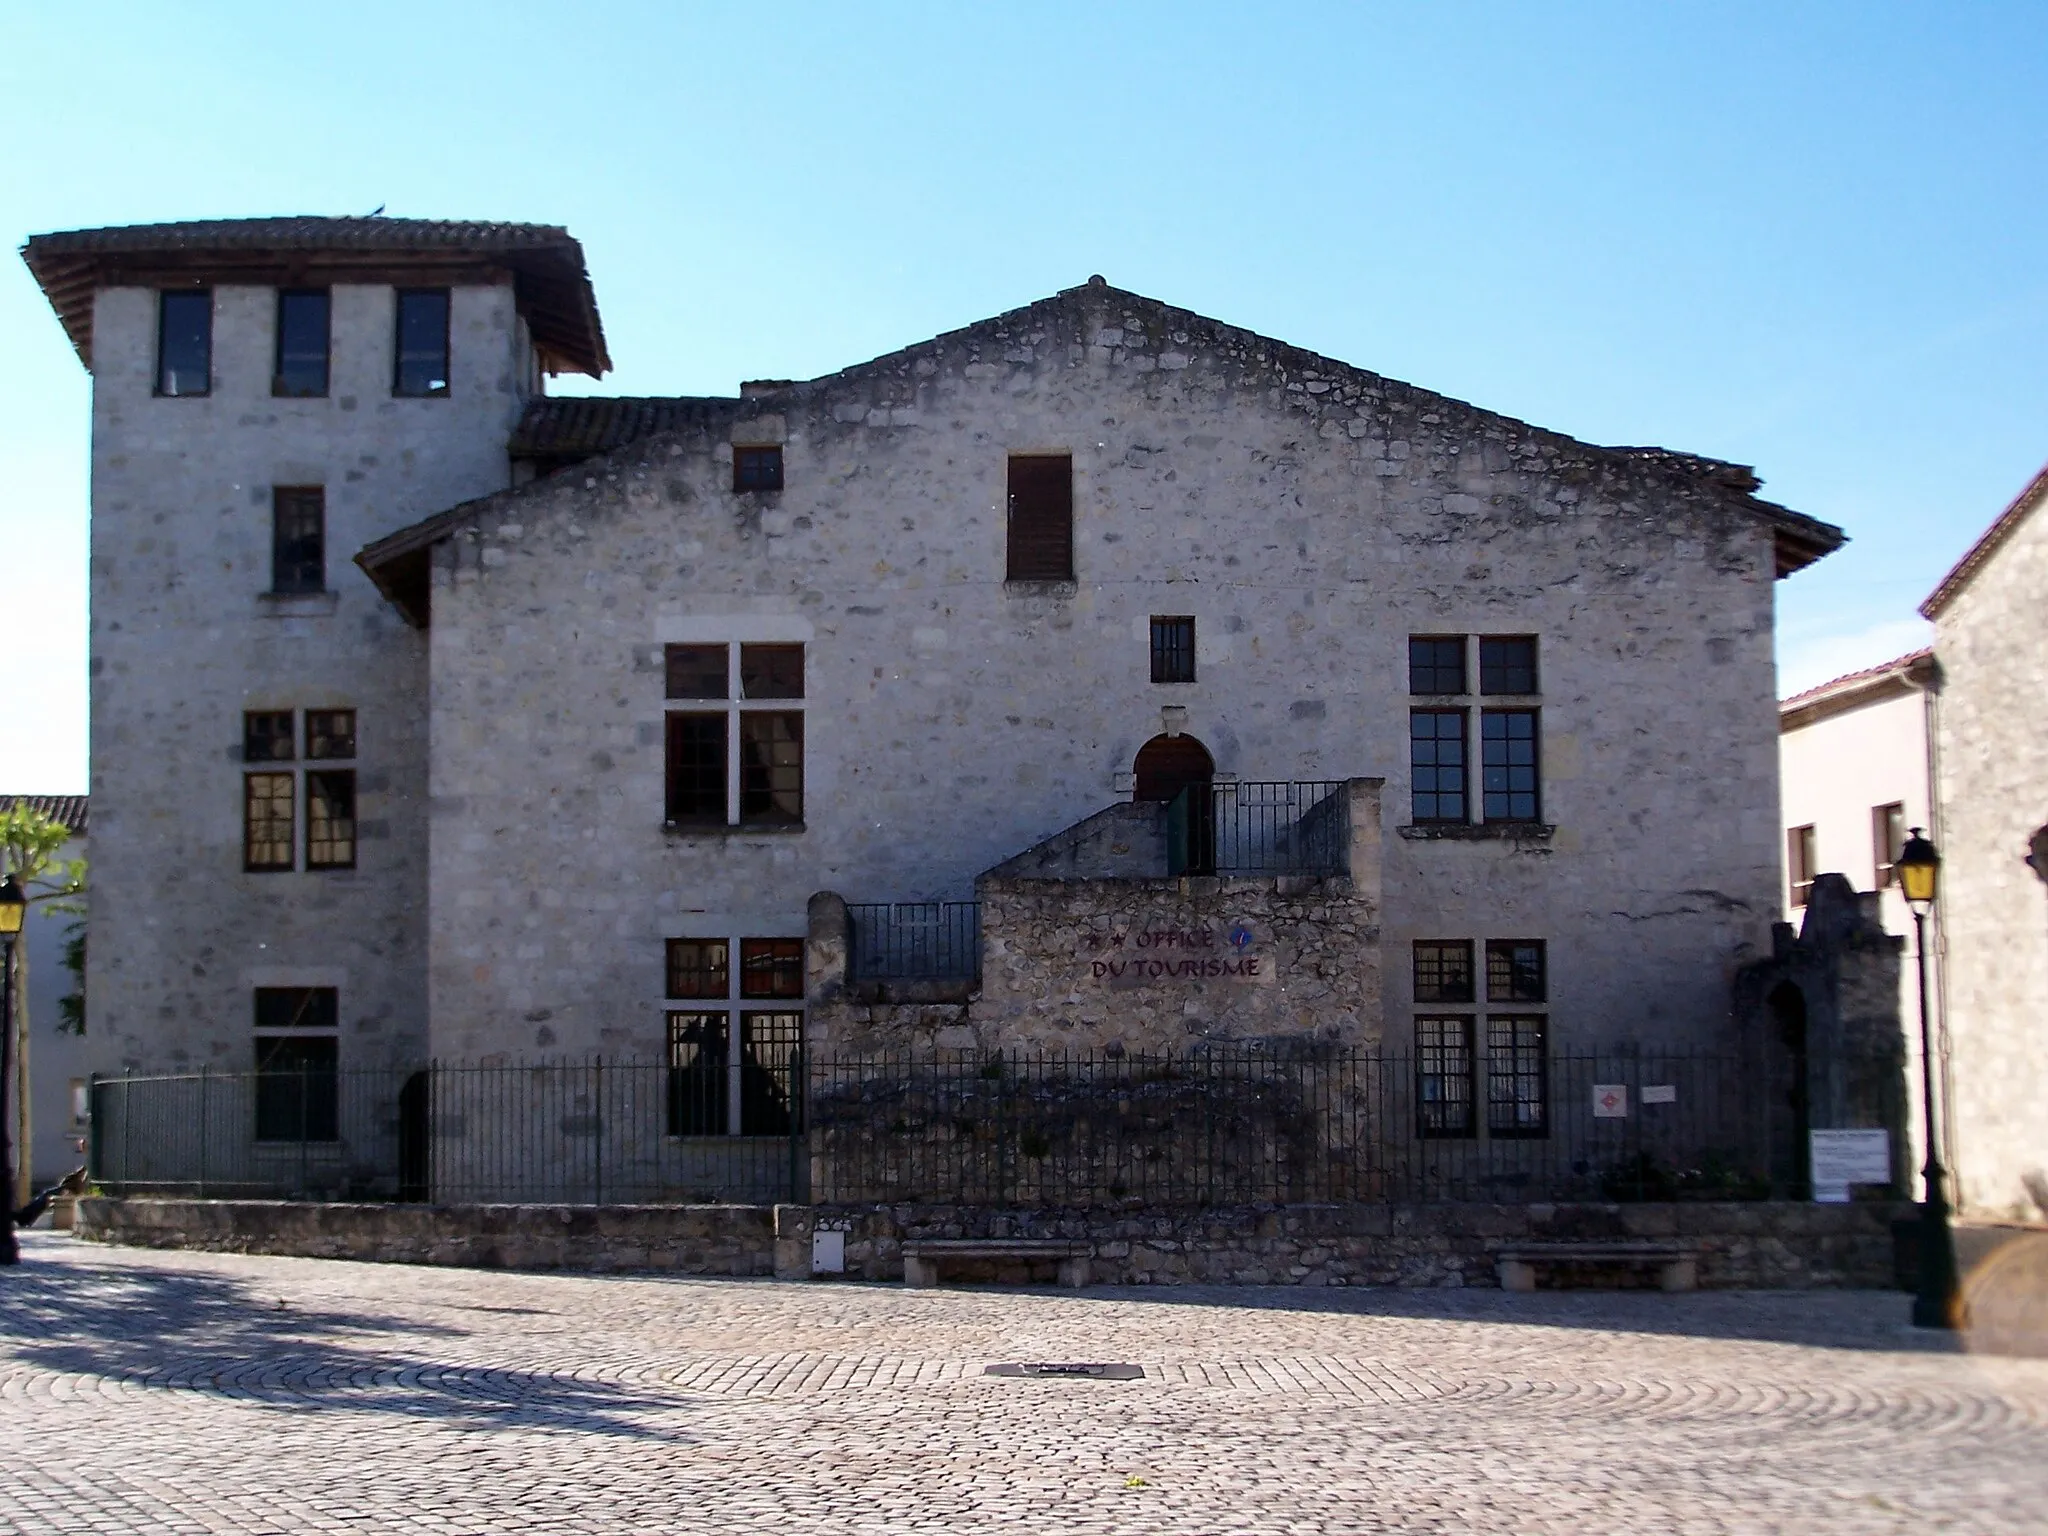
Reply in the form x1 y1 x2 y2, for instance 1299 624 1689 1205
1920 461 2048 619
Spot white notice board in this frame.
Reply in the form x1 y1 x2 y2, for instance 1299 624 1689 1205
1809 1129 1891 1203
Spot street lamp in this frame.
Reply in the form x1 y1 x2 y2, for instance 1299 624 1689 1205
0 873 24 1266
1897 829 1960 1329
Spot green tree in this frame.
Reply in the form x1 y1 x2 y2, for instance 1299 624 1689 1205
0 804 86 1208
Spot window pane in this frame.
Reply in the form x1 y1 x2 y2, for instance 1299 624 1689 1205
254 987 339 1031
739 938 804 999
666 938 730 999
1409 710 1466 822
157 291 211 396
1412 941 1474 1003
1481 710 1540 821
244 711 295 763
306 770 356 869
1416 1016 1475 1137
394 289 450 396
244 773 295 870
1150 616 1195 684
1486 940 1546 1003
1479 636 1538 695
738 712 803 824
740 1011 801 1134
1408 636 1465 695
271 487 326 595
275 289 330 397
1487 1016 1548 1137
665 714 727 823
734 445 784 491
1006 454 1074 581
1789 824 1816 906
740 644 804 699
305 709 356 760
666 1012 729 1135
1873 802 1905 889
254 1034 338 1142
665 644 728 700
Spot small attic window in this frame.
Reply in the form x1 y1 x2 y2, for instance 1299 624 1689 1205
734 445 783 492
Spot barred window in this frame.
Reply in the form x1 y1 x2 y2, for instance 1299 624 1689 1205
738 712 803 825
1408 636 1466 695
667 939 731 999
1410 710 1467 823
244 773 295 871
1150 617 1196 684
306 770 356 870
739 1011 801 1134
1481 710 1540 822
1479 636 1538 695
1412 940 1475 1003
1487 1016 1548 1137
1416 1016 1475 1138
739 938 804 999
1486 940 1546 1003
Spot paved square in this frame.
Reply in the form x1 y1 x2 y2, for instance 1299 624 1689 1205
1 1232 2044 1534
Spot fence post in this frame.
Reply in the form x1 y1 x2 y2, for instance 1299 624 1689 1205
87 1073 102 1189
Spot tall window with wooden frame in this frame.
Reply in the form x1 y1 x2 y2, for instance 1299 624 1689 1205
663 642 805 828
253 986 339 1142
1006 454 1073 581
1872 802 1906 890
393 288 451 397
1485 940 1548 1138
156 289 212 397
274 289 331 397
304 709 357 870
665 935 801 1137
271 487 326 595
1413 940 1476 1138
242 708 357 872
243 710 296 871
1788 823 1817 908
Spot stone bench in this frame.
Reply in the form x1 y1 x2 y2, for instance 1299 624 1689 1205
1495 1242 1698 1292
901 1239 1090 1289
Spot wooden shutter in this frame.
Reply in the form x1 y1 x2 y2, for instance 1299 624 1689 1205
1006 455 1073 580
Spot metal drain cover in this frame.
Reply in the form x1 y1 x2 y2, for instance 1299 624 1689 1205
985 1362 1144 1380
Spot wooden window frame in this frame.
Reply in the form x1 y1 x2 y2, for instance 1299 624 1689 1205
663 937 804 1138
664 713 729 825
244 772 296 872
1412 940 1475 1004
155 289 212 398
1788 824 1817 907
1478 635 1539 695
733 445 784 492
1410 709 1468 824
738 938 804 1000
392 287 451 398
306 769 357 871
1005 454 1074 582
271 487 327 596
1872 802 1906 890
1480 709 1541 823
1485 939 1547 1004
1486 1015 1548 1138
1415 1015 1476 1138
1150 616 1196 684
666 938 731 1000
273 288 331 398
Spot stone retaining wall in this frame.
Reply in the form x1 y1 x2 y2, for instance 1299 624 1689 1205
78 1196 1908 1289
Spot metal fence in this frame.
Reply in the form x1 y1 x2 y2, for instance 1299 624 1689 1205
90 1046 1801 1209
1167 781 1349 876
848 901 982 981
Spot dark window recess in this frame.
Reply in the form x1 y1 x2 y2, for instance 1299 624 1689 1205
254 1034 339 1142
244 773 295 872
1873 802 1906 890
1481 710 1540 821
306 770 356 870
393 288 451 397
1788 824 1817 907
271 487 326 595
1410 710 1468 822
254 986 339 1031
734 445 784 492
1408 636 1466 695
1150 617 1196 684
1412 941 1475 1004
1416 1016 1475 1138
738 713 803 824
667 939 731 999
739 1011 800 1135
244 711 296 763
1006 454 1074 581
666 1013 729 1135
156 290 212 397
739 938 804 1000
305 709 356 761
274 289 331 397
1487 1016 1548 1137
740 644 804 699
665 644 729 700
665 714 727 823
1486 940 1547 1003
1479 636 1538 695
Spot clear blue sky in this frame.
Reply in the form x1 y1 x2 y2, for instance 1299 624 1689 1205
5 1 2044 792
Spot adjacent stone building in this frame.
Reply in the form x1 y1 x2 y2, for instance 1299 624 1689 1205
25 217 1848 1179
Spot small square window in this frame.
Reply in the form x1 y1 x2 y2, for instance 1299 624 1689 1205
740 644 804 699
665 644 729 700
1413 941 1475 1004
1408 636 1466 695
156 290 212 397
394 289 450 397
739 938 804 999
274 289 330 397
1150 617 1196 684
305 709 356 760
1486 940 1546 1003
244 711 296 763
666 939 731 999
734 445 784 492
1479 636 1538 695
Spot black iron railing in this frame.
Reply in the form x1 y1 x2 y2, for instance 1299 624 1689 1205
1167 781 1349 877
848 901 982 982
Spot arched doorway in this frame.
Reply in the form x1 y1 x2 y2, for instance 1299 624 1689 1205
1132 734 1214 802
1764 982 1811 1197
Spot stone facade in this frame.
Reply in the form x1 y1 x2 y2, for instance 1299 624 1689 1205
1922 467 2048 1218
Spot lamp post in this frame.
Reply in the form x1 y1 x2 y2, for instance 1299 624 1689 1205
1897 829 1960 1329
0 873 25 1266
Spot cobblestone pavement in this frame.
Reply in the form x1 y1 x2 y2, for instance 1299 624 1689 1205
2 1234 2045 1534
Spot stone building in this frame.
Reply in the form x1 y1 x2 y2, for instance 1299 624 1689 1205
1919 464 2048 1219
25 216 1848 1178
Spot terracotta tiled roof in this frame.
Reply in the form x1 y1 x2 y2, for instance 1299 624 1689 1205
509 396 735 461
1779 648 1934 711
20 215 608 376
1 795 88 835
1921 461 2048 619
